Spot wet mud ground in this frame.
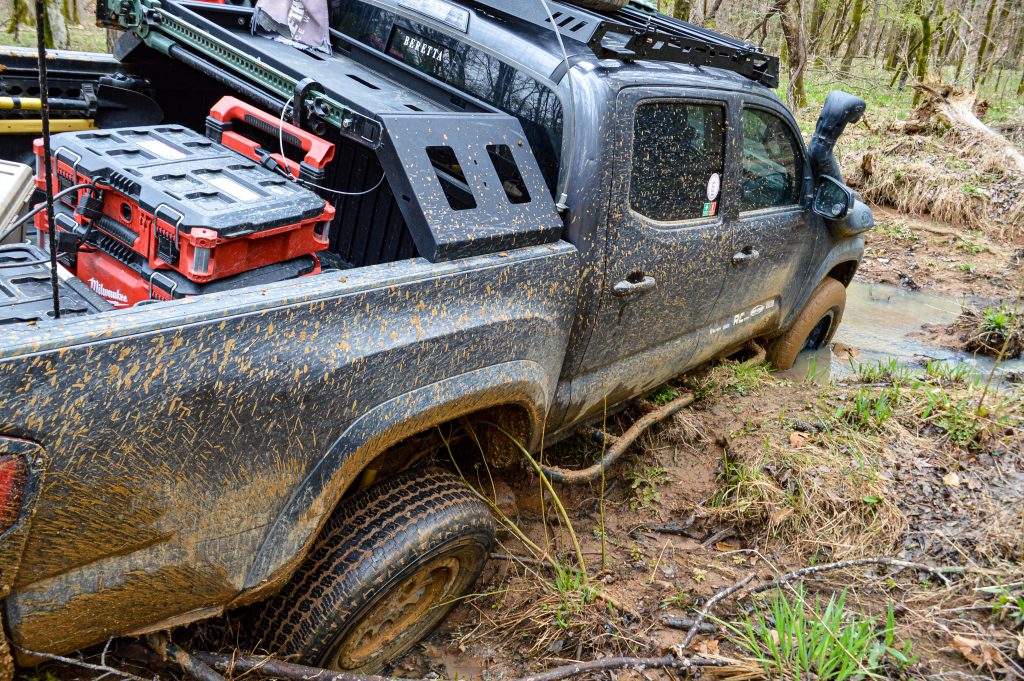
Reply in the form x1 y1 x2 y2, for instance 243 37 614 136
383 212 1024 681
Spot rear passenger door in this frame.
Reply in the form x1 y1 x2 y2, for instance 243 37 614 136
702 101 820 355
570 90 733 420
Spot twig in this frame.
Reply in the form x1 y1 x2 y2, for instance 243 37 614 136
661 617 717 634
14 646 152 681
680 574 755 650
747 557 963 594
146 634 226 681
541 392 696 484
701 527 735 548
194 651 735 681
647 524 697 538
490 552 551 569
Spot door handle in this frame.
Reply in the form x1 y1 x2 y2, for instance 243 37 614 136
613 275 657 298
732 247 760 265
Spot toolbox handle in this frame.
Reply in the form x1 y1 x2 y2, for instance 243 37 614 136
209 96 335 178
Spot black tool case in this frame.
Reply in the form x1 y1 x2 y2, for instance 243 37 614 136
0 244 112 325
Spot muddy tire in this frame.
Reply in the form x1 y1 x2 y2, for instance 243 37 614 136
765 278 847 371
567 0 630 11
253 468 494 673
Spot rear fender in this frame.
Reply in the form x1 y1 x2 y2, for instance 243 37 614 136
0 438 46 680
240 359 549 594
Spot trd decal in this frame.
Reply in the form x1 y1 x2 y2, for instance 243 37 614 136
709 299 777 335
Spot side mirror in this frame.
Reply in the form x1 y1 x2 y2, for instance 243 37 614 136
813 175 853 220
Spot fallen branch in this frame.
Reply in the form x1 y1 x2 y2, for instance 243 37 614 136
14 646 151 681
662 617 717 634
194 651 735 681
541 392 696 484
680 574 755 650
490 552 551 569
146 634 226 681
748 557 963 595
647 522 699 538
701 527 736 548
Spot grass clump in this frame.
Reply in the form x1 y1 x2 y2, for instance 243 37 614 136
876 219 919 242
851 359 912 386
835 386 901 431
626 465 669 511
649 384 679 405
955 303 1023 359
721 587 916 681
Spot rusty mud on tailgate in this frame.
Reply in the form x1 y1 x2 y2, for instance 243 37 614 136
0 244 579 657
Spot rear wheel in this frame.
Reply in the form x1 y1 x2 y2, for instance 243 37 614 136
253 467 494 673
765 278 847 371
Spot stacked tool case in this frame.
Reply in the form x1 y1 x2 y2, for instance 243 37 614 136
0 244 111 323
33 124 334 306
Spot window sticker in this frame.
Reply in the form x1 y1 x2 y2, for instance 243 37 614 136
702 201 718 217
707 172 721 202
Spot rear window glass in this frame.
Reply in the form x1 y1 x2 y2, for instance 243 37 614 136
332 6 564 194
629 101 726 222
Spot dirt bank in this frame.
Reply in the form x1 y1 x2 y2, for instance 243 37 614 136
858 207 1023 301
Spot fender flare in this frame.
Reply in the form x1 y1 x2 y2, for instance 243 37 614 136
241 359 550 591
779 239 864 332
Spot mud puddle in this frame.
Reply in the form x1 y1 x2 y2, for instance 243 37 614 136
783 280 1024 382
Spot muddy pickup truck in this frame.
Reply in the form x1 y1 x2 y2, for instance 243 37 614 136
0 0 873 675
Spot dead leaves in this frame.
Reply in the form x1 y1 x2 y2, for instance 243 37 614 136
950 635 1002 670
789 431 809 448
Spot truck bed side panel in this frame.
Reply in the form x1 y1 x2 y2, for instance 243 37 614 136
0 242 578 657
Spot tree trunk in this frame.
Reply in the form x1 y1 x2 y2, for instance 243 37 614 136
673 0 691 22
841 0 867 72
974 0 999 87
980 0 1013 85
807 0 827 59
913 4 933 105
46 0 70 47
7 0 29 38
775 0 807 110
885 25 908 72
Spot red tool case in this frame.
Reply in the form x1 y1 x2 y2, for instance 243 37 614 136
34 123 335 284
36 204 321 307
205 96 335 188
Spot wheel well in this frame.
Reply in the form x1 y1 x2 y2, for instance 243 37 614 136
827 261 858 287
347 403 533 497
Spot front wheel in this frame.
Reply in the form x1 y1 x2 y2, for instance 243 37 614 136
252 467 494 673
765 278 847 371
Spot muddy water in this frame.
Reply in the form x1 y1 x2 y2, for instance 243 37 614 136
784 280 1024 383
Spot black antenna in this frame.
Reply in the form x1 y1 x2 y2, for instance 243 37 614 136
34 0 61 319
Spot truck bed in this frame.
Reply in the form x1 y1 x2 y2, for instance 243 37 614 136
0 240 579 657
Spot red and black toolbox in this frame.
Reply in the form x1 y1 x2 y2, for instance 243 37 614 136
36 203 321 307
34 122 335 285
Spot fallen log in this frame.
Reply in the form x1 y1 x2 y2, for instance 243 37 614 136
908 83 1024 173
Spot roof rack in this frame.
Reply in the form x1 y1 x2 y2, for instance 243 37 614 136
600 5 779 88
475 0 778 88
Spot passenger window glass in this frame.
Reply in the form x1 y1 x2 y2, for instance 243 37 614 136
741 108 802 211
629 102 726 222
